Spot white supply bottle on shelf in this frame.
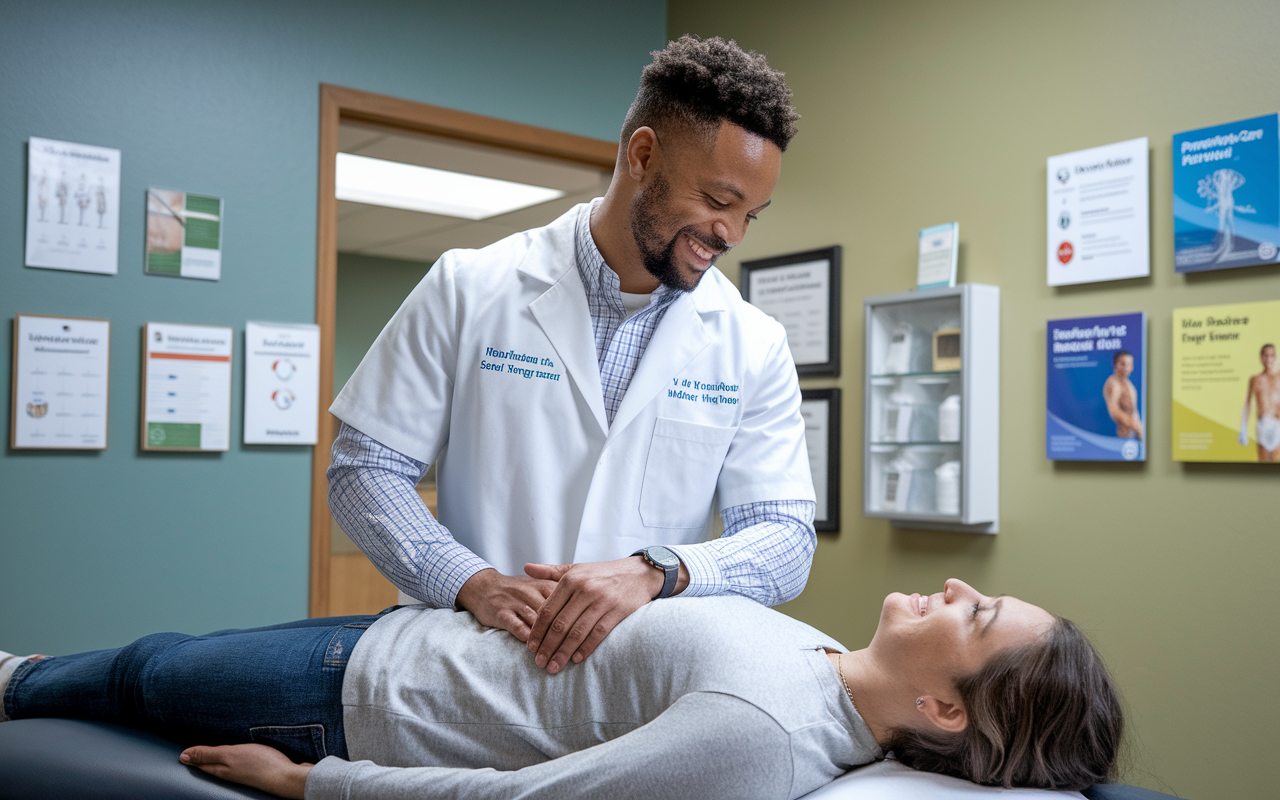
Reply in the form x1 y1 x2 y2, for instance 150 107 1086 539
883 456 914 512
883 391 914 442
938 394 961 442
935 460 961 515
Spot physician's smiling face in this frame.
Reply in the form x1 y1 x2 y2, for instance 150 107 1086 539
630 120 781 292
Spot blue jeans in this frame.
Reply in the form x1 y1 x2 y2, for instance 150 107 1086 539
3 613 392 762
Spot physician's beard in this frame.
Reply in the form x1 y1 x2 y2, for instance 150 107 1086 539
630 173 728 292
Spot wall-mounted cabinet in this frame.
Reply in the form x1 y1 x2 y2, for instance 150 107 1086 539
863 284 999 533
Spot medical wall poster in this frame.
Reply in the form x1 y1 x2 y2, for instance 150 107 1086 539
145 189 223 280
741 246 842 376
800 388 841 532
1173 114 1280 273
11 315 110 450
142 322 233 451
917 222 958 289
243 322 320 445
1046 137 1149 286
1173 300 1280 462
25 137 121 275
1046 313 1146 462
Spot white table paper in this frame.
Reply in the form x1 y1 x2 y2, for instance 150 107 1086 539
1047 137 1149 286
243 321 320 445
25 138 121 275
11 315 110 449
143 322 233 451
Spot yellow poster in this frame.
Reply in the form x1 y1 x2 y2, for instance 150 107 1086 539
1172 299 1280 462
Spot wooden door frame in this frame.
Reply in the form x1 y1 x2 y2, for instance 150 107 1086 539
310 84 618 617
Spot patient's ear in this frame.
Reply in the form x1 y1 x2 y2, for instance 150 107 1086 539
917 696 968 733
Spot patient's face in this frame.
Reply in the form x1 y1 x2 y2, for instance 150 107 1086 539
870 579 1054 685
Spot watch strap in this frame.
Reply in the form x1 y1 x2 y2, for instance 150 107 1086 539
632 547 679 599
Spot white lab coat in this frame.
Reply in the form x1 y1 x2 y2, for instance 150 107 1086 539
330 205 814 576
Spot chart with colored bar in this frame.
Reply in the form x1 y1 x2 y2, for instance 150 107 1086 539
142 322 233 451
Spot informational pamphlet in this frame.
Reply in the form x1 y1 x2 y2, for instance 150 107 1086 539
243 321 320 445
1046 137 1149 286
917 222 958 289
11 315 110 449
1046 313 1146 461
145 189 223 280
1173 113 1280 273
1172 299 1280 462
142 322 233 451
25 137 121 275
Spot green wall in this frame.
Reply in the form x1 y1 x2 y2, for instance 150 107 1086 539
668 1 1278 796
335 253 434 398
0 0 664 654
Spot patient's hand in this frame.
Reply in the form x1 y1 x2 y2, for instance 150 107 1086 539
181 743 310 799
455 568 559 642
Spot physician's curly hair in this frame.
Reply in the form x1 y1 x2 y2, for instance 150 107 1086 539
885 617 1124 791
621 34 799 151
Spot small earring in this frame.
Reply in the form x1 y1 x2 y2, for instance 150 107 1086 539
915 697 924 706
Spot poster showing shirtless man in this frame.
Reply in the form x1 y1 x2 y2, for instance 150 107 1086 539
1240 344 1279 461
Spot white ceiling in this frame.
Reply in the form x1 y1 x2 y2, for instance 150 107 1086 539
337 122 613 263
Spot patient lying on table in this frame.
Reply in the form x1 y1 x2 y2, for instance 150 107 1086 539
0 579 1122 799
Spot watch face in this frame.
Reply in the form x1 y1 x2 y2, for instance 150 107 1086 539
649 547 679 568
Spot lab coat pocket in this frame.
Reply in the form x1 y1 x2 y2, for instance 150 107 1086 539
639 417 736 529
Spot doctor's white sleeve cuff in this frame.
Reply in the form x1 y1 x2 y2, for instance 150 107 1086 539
666 499 816 606
328 423 493 608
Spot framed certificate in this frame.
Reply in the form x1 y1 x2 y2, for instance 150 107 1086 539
800 387 841 533
741 246 842 376
11 314 111 449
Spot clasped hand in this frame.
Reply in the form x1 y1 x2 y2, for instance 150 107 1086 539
456 556 681 673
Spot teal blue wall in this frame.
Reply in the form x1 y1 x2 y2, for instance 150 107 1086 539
335 253 434 397
0 0 663 653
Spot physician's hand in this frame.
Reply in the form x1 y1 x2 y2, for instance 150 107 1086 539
181 743 310 799
524 556 688 674
455 568 558 642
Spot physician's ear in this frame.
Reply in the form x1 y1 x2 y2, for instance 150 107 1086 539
625 127 659 181
917 696 968 734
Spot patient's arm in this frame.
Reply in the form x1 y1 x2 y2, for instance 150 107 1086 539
310 693 794 800
181 743 310 799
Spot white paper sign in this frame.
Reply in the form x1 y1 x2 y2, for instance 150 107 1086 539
746 259 830 366
800 397 830 522
143 322 233 451
243 322 320 445
25 137 121 275
12 315 110 449
917 222 958 289
1047 137 1149 286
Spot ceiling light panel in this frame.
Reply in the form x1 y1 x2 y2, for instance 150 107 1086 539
335 152 566 220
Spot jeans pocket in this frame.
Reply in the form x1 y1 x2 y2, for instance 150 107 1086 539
250 723 328 763
323 623 370 669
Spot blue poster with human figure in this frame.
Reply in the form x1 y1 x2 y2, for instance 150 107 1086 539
1173 113 1280 273
1046 313 1147 461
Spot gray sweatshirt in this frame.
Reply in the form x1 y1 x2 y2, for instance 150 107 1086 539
307 595 882 800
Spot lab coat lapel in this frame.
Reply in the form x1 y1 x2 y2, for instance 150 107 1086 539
527 259 608 437
607 292 710 441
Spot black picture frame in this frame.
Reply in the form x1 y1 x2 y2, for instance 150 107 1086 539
801 387 841 533
740 245 842 377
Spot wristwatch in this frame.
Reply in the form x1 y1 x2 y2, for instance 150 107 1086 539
632 546 680 599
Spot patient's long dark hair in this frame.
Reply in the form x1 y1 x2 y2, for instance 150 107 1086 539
885 617 1123 790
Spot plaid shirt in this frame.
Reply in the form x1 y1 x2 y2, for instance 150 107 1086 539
328 202 815 608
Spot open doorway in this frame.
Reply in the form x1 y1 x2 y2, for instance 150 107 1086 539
312 85 617 617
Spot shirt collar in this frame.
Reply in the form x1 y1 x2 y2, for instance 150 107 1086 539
574 199 680 311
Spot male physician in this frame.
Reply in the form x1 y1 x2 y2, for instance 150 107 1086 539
328 36 815 675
